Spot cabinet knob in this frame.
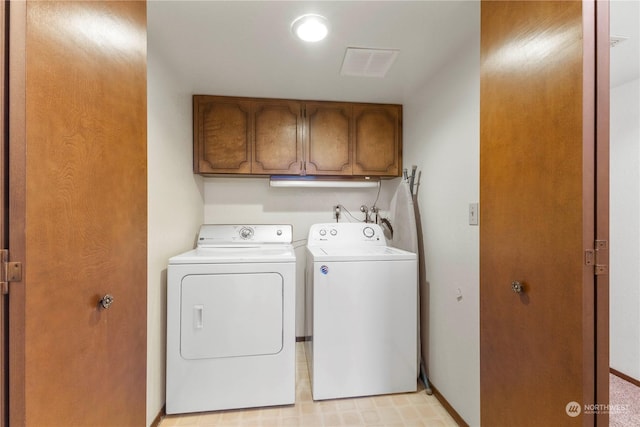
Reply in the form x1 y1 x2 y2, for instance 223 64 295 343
511 281 524 294
99 294 114 309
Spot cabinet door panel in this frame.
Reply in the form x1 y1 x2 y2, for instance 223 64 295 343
305 102 352 175
353 105 402 176
194 96 251 174
253 100 302 175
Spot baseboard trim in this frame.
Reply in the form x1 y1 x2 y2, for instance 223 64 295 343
150 405 165 427
430 382 469 427
610 367 640 387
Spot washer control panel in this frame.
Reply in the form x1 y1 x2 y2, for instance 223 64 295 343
308 223 386 246
197 224 292 246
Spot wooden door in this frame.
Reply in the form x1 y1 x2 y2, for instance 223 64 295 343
352 104 402 177
305 102 352 175
8 2 147 426
193 95 252 174
253 100 303 175
480 1 607 426
0 2 7 426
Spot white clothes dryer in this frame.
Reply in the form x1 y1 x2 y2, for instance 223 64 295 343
166 224 296 414
305 223 417 400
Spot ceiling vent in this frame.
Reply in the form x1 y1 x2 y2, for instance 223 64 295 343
340 47 399 78
610 36 629 48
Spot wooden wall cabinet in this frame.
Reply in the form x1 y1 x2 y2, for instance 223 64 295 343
305 102 352 175
194 96 252 174
194 95 402 177
353 104 402 176
253 100 303 175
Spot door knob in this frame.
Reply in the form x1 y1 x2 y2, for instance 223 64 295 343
99 294 114 309
511 281 524 294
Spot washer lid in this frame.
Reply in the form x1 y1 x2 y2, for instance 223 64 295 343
307 245 416 262
169 245 296 264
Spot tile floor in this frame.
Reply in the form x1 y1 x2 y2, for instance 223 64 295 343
160 343 459 427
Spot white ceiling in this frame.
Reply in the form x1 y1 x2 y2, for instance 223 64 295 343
148 1 479 104
148 1 639 104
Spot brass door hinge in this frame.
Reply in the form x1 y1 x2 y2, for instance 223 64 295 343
585 240 608 276
1 249 23 294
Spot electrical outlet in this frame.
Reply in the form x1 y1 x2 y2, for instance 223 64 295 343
469 203 479 226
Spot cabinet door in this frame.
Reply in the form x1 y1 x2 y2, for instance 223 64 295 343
253 100 303 175
352 104 402 176
194 96 252 174
305 102 352 175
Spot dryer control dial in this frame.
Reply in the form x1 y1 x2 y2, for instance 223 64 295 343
363 226 375 238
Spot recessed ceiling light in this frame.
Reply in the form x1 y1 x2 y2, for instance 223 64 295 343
291 14 329 42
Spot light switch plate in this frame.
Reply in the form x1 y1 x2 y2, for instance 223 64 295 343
469 203 479 226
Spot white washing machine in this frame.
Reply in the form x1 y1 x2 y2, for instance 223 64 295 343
166 224 296 414
305 222 417 400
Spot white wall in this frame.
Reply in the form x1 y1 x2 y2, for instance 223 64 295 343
403 25 480 427
147 47 205 425
202 177 398 337
610 77 640 381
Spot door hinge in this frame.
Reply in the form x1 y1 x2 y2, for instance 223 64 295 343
585 240 608 276
1 249 23 294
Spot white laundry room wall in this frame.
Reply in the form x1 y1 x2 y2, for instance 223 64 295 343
610 76 640 381
147 45 205 424
202 177 398 338
402 17 480 427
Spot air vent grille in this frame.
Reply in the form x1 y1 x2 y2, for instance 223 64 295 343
340 47 399 78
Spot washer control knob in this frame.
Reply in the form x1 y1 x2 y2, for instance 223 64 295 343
319 229 327 236
276 229 282 236
330 229 337 236
363 226 375 238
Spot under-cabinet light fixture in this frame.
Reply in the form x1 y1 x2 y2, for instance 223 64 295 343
291 14 329 42
269 176 380 188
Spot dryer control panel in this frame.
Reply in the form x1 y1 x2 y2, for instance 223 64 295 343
308 223 386 246
198 224 293 246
